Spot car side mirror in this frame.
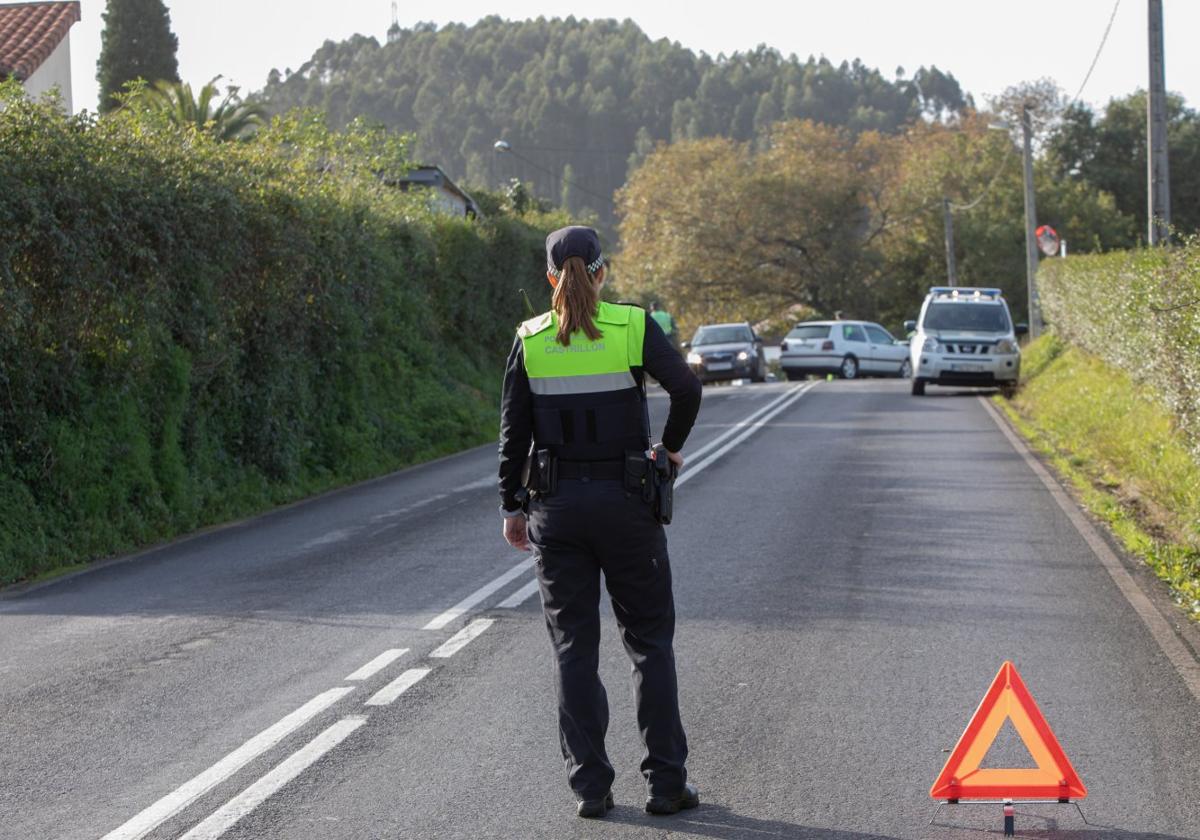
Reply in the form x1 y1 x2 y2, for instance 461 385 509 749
680 341 690 350
903 320 917 333
1015 323 1029 336
753 336 763 344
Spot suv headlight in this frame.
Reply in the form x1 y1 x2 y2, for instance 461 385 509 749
686 352 702 365
736 350 751 361
922 337 940 352
993 339 1018 355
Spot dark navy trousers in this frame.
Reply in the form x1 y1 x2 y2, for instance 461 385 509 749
527 477 688 800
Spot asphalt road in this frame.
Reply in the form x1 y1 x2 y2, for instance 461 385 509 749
3 379 1199 840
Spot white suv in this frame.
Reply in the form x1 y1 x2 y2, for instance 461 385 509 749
907 287 1025 397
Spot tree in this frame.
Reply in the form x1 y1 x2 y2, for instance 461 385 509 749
260 18 969 228
616 122 890 329
97 0 179 114
130 78 266 141
617 114 1134 334
1047 91 1200 240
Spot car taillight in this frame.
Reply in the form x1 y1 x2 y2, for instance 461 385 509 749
780 340 788 351
821 340 834 351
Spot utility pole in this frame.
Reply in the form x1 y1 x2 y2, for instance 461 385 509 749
942 198 958 286
1020 106 1041 338
1147 0 1171 244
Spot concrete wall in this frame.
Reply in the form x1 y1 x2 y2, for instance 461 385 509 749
22 32 72 113
430 187 468 217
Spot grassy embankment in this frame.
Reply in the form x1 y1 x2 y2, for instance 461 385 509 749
0 85 563 587
999 336 1199 622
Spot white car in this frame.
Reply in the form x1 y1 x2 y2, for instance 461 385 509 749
779 320 911 380
906 287 1025 396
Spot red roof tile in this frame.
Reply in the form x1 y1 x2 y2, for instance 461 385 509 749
0 2 80 82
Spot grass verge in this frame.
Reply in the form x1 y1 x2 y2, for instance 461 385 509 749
996 333 1200 622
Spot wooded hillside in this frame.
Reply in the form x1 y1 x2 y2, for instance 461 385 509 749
260 17 968 224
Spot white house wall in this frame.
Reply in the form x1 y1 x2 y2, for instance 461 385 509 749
22 31 72 113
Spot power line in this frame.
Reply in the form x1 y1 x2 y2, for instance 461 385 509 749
949 137 1015 213
1071 0 1122 105
498 146 613 203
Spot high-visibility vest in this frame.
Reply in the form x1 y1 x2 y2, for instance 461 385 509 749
518 301 647 461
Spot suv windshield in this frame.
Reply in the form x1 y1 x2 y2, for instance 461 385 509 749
923 302 1011 333
787 325 830 339
693 325 753 345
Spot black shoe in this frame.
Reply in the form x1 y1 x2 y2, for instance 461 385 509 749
576 791 614 819
645 782 700 815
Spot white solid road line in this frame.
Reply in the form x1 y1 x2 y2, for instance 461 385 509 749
676 382 816 488
99 687 355 840
497 578 540 609
178 716 368 840
429 618 495 659
683 384 809 464
364 667 433 706
344 649 408 682
981 397 1200 704
423 557 535 630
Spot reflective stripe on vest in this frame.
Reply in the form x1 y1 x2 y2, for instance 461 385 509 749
528 371 636 395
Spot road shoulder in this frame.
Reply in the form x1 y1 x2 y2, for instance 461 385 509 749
980 395 1200 702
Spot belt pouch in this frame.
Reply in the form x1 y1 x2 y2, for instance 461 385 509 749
623 449 654 501
535 449 558 495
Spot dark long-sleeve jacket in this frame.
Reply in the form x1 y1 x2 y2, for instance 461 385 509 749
498 310 702 513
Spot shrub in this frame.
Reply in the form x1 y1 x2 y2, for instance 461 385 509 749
0 85 563 584
1038 239 1200 457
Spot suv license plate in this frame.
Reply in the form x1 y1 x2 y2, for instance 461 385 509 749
706 362 733 371
951 363 984 372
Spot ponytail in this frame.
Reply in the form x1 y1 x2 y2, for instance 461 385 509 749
552 256 603 345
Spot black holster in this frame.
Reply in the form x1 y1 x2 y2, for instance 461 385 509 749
623 447 677 525
650 444 677 525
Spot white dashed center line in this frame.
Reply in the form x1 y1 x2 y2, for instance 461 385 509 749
100 687 354 840
344 649 408 681
178 716 368 840
423 558 534 630
429 618 495 659
497 579 540 609
364 668 433 707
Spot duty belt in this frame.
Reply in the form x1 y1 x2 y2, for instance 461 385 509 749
556 460 624 481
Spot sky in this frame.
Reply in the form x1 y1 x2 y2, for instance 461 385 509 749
69 1 1200 116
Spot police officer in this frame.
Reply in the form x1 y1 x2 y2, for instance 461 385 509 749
648 301 677 344
498 226 703 819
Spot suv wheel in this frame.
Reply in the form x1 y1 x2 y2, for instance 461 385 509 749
840 355 859 380
899 358 912 379
911 378 926 396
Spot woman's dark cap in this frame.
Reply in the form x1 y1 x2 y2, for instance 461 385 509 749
546 226 604 278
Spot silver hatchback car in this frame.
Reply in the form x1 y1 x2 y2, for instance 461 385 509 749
779 320 911 380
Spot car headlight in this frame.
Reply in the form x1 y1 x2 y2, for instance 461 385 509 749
736 350 750 361
993 339 1018 355
686 352 702 365
922 337 940 352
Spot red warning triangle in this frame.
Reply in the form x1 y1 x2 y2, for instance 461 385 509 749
930 661 1086 801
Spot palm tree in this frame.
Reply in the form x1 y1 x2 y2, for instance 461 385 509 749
132 77 266 140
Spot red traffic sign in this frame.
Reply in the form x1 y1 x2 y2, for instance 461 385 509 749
1036 225 1060 256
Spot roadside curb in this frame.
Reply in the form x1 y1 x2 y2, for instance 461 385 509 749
980 396 1200 703
0 441 497 601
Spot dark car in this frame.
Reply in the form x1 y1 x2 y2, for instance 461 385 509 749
683 322 767 384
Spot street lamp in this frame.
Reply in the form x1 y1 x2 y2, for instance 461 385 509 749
989 115 1040 339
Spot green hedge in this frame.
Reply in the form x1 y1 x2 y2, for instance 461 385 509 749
1038 240 1200 457
0 86 561 585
